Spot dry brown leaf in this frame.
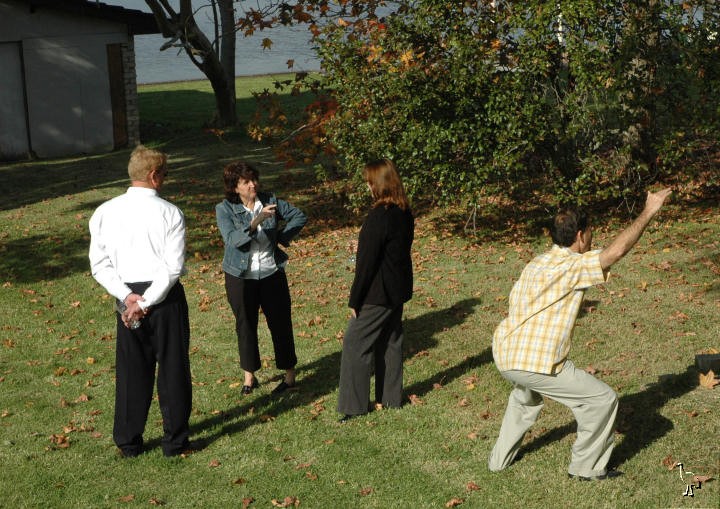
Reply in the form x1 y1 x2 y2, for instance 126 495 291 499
270 496 300 508
446 498 464 507
408 394 424 405
242 497 254 508
662 455 676 469
692 475 712 486
118 494 135 503
699 370 719 389
359 487 373 496
149 497 165 506
208 459 221 467
233 478 247 485
466 481 480 491
49 433 70 448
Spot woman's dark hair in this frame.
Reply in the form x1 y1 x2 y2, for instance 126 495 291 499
363 159 410 211
550 208 589 247
223 161 259 203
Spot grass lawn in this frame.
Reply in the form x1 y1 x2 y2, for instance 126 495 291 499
0 75 718 509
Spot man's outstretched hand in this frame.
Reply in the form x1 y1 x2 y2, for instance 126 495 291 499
644 188 672 217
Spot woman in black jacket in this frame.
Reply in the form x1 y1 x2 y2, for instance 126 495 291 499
337 159 414 422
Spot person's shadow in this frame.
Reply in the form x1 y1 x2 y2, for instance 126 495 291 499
402 297 492 400
515 364 700 467
167 297 483 451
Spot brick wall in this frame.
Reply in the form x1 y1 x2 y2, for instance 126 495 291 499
121 39 140 147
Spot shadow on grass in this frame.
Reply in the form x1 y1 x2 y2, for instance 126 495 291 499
0 152 131 211
166 298 482 451
515 365 699 468
0 233 92 283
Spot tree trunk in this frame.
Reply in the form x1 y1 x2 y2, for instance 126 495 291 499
145 0 237 127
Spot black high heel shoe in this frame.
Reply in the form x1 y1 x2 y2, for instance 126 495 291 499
241 377 259 395
271 380 296 394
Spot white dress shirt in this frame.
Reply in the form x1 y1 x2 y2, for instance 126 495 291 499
89 187 186 310
242 199 278 280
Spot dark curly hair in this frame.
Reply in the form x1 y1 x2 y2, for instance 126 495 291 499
223 161 259 203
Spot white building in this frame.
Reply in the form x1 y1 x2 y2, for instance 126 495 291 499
0 0 158 160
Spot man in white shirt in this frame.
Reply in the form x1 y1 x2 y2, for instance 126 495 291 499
89 145 192 458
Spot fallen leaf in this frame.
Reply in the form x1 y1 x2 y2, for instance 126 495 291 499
466 481 480 491
446 498 464 507
699 370 719 389
233 478 247 485
661 455 676 469
118 494 135 503
408 394 424 405
270 496 299 507
242 497 254 508
208 459 221 467
49 433 70 448
692 475 712 486
149 497 165 506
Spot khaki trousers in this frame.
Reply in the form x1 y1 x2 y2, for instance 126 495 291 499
488 360 618 478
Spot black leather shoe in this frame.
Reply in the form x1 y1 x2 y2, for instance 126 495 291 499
241 377 259 395
118 448 142 458
272 380 296 394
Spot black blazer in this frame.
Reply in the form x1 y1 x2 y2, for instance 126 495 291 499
349 204 414 310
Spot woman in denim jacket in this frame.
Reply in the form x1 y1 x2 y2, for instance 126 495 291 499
216 161 307 395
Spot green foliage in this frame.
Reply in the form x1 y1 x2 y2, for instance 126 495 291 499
294 0 720 208
1 77 719 508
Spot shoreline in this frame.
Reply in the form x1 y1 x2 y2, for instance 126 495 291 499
137 69 321 86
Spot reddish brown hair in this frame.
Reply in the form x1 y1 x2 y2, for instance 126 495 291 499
363 159 410 210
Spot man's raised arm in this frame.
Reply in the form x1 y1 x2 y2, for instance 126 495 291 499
599 188 672 271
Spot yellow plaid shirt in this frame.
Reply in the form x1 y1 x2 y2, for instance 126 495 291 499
492 245 607 374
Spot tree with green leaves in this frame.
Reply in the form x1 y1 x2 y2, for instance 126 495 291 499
266 1 718 209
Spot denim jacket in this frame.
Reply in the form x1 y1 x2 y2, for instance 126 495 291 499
215 192 307 278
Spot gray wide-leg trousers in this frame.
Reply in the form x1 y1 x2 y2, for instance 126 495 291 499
488 360 618 478
337 304 404 416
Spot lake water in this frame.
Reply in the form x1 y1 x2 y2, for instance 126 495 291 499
111 0 321 84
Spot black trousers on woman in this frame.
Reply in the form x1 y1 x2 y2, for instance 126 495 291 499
114 282 192 457
337 304 404 416
224 270 297 372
